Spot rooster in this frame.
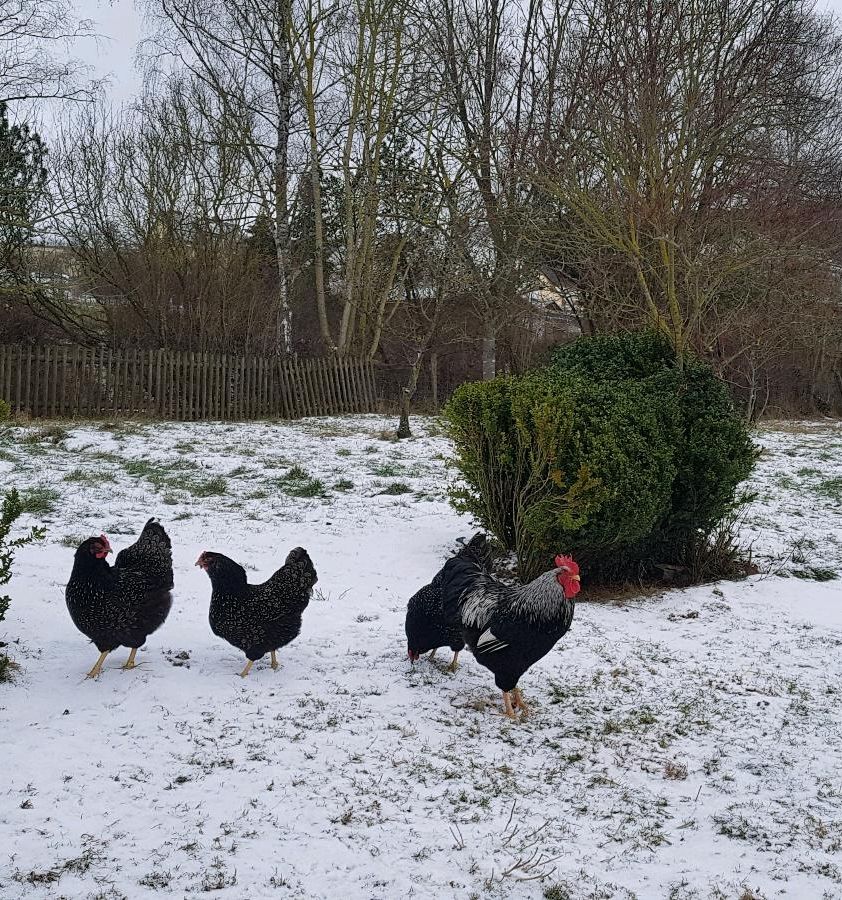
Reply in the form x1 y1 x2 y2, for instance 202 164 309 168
441 553 581 719
196 547 317 677
405 533 490 671
66 518 174 678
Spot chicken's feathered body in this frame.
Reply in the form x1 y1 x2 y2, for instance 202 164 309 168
405 533 489 666
441 554 579 715
201 548 317 670
65 519 174 671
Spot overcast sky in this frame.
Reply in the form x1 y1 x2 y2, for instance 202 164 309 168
78 0 842 107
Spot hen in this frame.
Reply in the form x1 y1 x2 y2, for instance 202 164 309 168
66 518 174 678
197 547 318 677
405 533 490 671
441 553 580 719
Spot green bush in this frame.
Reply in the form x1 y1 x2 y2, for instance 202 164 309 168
1 490 46 679
0 399 9 421
550 333 758 563
447 332 757 581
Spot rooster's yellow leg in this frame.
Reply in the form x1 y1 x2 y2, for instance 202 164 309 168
122 648 138 670
239 659 253 678
86 650 110 679
512 688 530 715
270 651 279 670
502 691 517 720
447 651 460 673
428 648 437 661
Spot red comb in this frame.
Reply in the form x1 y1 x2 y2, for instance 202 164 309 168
554 554 579 573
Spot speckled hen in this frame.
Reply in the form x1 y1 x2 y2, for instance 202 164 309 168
405 533 490 671
197 547 318 677
65 518 174 678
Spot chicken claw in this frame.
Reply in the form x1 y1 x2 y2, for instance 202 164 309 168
86 650 110 679
122 648 138 670
512 688 530 716
447 651 460 673
502 691 517 720
239 660 253 678
270 651 279 671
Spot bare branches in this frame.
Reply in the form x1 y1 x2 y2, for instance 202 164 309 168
0 0 96 104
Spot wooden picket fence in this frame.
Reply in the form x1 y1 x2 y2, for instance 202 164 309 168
0 344 379 420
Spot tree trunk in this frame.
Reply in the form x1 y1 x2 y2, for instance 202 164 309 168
396 350 424 439
430 350 438 412
481 321 496 381
273 0 293 355
397 391 412 439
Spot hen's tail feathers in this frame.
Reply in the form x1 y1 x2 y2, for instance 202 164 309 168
457 532 491 567
283 547 318 590
114 518 174 590
139 517 172 549
440 556 483 629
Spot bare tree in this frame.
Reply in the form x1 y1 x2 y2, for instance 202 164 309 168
536 0 842 372
0 0 95 104
147 0 297 352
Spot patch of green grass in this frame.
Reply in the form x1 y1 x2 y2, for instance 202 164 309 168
123 459 158 479
247 490 270 500
284 477 327 498
228 466 254 478
283 465 310 481
378 481 412 496
63 467 114 484
796 466 823 478
791 566 838 581
815 477 842 504
60 533 88 548
20 486 60 514
334 478 354 491
370 461 404 477
335 447 352 457
363 444 379 454
22 425 69 446
185 475 227 498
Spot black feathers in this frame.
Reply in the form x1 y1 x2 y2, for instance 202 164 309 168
202 548 318 663
66 520 174 655
405 533 490 659
440 553 576 694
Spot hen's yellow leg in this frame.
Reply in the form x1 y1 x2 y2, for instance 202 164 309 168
122 648 138 670
512 688 530 716
86 650 109 679
270 651 279 670
239 659 253 678
502 691 517 720
447 651 460 673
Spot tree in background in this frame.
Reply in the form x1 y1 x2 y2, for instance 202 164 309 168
535 0 842 378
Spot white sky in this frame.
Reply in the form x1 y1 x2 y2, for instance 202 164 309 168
75 0 842 107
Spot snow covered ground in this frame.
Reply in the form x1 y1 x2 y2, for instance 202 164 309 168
1 415 841 900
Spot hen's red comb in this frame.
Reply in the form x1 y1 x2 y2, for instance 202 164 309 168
554 554 579 574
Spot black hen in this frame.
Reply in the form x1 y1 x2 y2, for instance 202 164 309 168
197 547 318 677
441 553 580 719
65 518 174 677
405 533 490 671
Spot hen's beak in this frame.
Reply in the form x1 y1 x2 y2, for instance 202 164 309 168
571 574 580 582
